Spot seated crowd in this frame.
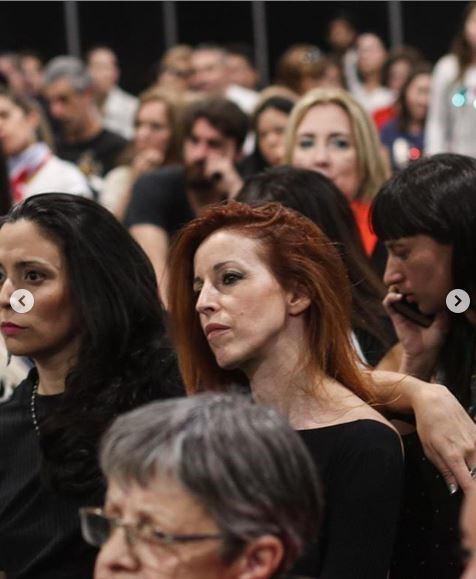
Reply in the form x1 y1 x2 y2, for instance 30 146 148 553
1 6 476 579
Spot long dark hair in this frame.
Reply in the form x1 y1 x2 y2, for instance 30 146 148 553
396 63 432 133
236 166 390 348
240 96 295 176
1 193 183 495
371 153 476 403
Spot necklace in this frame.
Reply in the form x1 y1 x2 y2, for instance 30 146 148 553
30 376 40 435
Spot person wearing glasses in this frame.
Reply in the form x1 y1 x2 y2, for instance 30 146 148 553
82 393 322 579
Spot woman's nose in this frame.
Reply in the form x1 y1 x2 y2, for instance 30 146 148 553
0 277 15 308
195 283 219 315
383 255 403 288
95 528 139 574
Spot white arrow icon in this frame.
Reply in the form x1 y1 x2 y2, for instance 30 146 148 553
10 289 34 314
446 289 470 314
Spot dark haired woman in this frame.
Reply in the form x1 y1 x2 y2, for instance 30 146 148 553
0 194 183 579
239 95 295 178
380 65 432 172
237 166 398 368
372 153 476 577
426 2 476 156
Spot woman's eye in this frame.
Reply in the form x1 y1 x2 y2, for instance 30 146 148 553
330 137 351 149
25 270 44 282
222 272 242 285
298 137 315 149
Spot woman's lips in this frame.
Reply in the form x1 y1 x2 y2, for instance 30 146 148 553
1 323 26 336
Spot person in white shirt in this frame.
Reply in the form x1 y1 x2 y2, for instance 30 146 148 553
425 2 476 157
87 46 138 140
0 87 91 203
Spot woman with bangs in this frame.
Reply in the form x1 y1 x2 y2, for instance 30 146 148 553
371 153 476 578
166 200 404 579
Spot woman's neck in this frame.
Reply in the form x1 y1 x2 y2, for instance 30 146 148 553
248 354 362 430
34 339 80 395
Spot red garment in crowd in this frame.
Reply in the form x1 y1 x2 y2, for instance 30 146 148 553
350 198 378 256
373 105 397 130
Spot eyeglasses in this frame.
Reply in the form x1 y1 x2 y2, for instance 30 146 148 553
79 507 224 549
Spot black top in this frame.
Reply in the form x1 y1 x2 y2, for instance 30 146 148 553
55 128 127 177
292 420 403 579
390 432 463 579
124 165 194 237
0 375 98 579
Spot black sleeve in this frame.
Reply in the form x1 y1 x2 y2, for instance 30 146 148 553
124 169 175 230
322 424 403 579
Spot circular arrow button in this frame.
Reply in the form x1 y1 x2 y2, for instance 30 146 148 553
446 289 470 314
10 289 34 314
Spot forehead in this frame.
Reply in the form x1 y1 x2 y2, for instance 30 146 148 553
189 117 225 141
194 230 267 272
44 77 77 99
0 95 19 113
298 103 352 134
106 477 210 525
89 49 116 66
139 99 167 118
192 50 224 68
0 220 63 265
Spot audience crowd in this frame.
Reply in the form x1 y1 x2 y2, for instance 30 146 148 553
1 4 476 579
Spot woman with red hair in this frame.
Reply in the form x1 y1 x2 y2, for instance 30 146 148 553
167 201 403 579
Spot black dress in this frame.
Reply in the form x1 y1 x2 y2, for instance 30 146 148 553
0 374 99 578
292 419 404 579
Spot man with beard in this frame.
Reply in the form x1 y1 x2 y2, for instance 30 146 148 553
125 97 248 304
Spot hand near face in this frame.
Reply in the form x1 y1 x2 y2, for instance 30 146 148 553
383 289 450 379
131 149 164 181
203 154 243 200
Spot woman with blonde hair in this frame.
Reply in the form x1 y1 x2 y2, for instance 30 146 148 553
284 87 388 267
101 88 181 220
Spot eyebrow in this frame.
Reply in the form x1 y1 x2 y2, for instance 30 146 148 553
297 131 351 138
14 259 56 270
193 261 240 284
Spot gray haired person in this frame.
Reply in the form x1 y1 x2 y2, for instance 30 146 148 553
81 393 322 579
43 56 127 196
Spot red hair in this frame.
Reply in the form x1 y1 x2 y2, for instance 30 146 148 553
168 202 373 401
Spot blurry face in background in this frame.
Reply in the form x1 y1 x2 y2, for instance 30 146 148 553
20 55 44 96
0 96 37 157
88 48 119 95
134 100 172 155
292 103 361 202
225 54 258 90
44 77 91 135
327 19 356 52
405 73 431 123
183 118 238 191
357 33 387 77
465 7 476 50
191 50 228 94
0 219 79 361
387 59 412 95
256 107 289 166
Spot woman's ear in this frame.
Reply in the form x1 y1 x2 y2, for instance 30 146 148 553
233 535 284 579
287 284 311 316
